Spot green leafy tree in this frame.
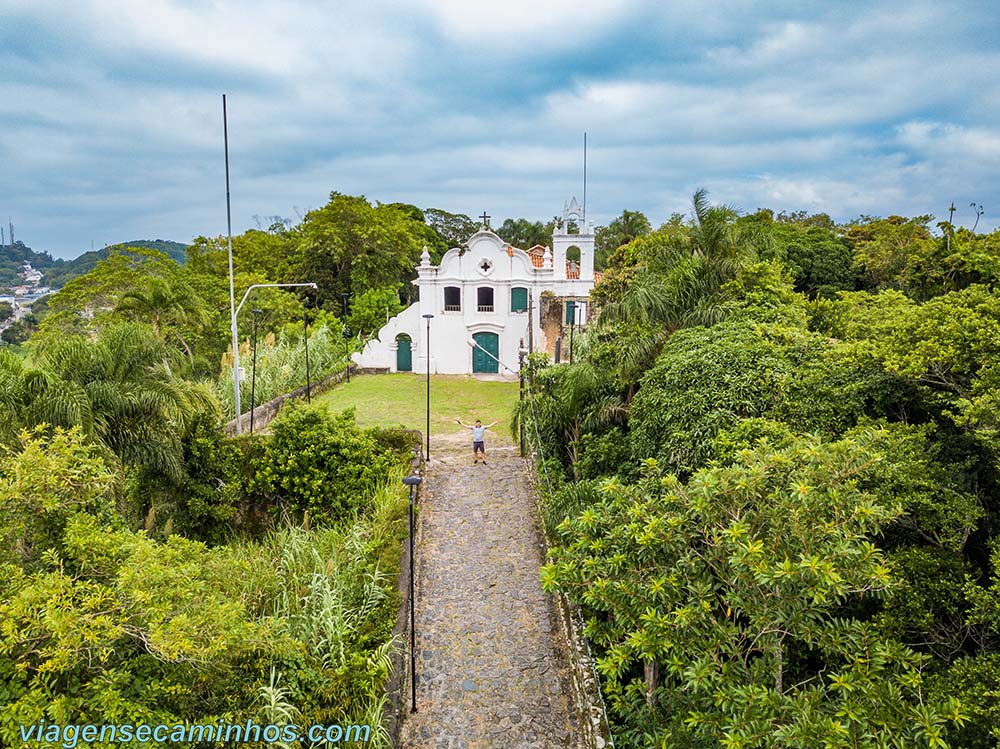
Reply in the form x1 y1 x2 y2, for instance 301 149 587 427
293 193 423 308
251 406 399 524
0 314 37 345
496 217 553 249
595 190 770 385
513 361 626 480
346 285 404 339
423 208 478 251
38 323 218 483
543 436 966 748
847 215 935 292
114 274 210 358
770 219 857 298
595 210 652 270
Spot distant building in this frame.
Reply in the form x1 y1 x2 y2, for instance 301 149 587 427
19 262 43 285
354 198 601 376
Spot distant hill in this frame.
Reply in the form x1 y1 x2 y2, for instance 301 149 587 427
0 239 187 289
46 240 188 287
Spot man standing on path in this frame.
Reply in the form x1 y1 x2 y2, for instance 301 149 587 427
457 418 497 464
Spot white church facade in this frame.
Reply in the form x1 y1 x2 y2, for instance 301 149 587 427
354 199 600 377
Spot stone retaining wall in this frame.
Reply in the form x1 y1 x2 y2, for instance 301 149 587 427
223 366 356 435
525 456 616 749
383 432 423 747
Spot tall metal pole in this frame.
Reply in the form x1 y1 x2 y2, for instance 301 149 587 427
583 131 587 224
422 313 434 461
250 309 262 434
403 475 422 713
569 301 576 364
341 292 351 383
303 310 311 403
518 339 526 458
224 95 242 432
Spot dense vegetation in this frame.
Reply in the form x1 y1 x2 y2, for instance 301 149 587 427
0 192 455 745
520 191 1000 748
7 186 1000 746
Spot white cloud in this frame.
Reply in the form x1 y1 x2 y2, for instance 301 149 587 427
413 0 636 46
3 0 999 256
896 121 1000 162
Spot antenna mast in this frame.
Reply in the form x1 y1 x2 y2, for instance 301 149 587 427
582 132 587 223
224 94 243 432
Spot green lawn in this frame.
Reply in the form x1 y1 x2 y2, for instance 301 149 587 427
312 373 520 439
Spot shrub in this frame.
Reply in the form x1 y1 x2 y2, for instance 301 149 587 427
252 406 398 525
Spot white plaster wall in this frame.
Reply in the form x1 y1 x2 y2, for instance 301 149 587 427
354 302 422 371
357 227 595 377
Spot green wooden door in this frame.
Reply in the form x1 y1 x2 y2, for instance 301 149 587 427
472 332 499 373
565 300 576 324
396 335 412 371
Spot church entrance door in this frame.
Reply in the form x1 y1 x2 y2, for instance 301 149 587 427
472 332 499 373
396 334 412 372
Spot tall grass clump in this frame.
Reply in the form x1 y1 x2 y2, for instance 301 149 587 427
221 466 408 746
217 323 350 418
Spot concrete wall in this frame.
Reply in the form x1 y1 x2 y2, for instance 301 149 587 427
223 365 355 435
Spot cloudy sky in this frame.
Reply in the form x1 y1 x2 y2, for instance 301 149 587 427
2 0 998 259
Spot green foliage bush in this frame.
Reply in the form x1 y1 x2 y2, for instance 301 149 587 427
252 405 399 525
629 319 820 475
544 436 966 748
0 428 409 747
0 427 118 570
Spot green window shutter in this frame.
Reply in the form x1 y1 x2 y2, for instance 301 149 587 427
565 300 576 324
511 287 527 312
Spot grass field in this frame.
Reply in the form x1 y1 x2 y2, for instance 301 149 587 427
312 373 520 440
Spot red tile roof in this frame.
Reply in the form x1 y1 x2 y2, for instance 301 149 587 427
527 245 547 268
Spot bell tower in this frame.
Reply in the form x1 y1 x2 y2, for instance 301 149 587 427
551 197 594 281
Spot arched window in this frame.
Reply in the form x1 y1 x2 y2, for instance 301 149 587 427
566 245 581 278
477 287 494 312
444 286 461 311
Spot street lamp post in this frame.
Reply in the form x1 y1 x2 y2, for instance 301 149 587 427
341 293 351 383
402 474 422 713
422 314 433 461
518 339 527 457
249 309 263 434
303 310 311 404
569 301 576 364
229 282 317 433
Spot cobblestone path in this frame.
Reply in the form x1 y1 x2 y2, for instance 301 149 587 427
399 434 584 748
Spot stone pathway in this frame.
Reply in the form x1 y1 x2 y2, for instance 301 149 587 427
399 433 584 748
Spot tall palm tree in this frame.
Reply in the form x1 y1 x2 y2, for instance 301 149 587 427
39 323 218 482
0 349 93 447
514 361 626 480
596 189 768 385
114 276 209 359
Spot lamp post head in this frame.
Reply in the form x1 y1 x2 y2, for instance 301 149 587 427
422 313 434 319
402 475 422 486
